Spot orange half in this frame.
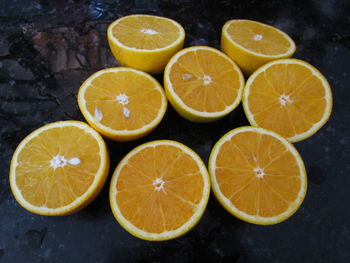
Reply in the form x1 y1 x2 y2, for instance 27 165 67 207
78 67 167 141
164 46 245 122
221 19 296 74
108 14 185 73
209 126 307 225
243 59 333 142
9 121 109 215
109 140 210 240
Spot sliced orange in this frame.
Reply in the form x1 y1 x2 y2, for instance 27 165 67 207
221 19 296 75
209 126 307 225
109 140 210 240
78 67 167 141
9 121 109 216
108 14 185 74
243 59 333 142
164 46 245 122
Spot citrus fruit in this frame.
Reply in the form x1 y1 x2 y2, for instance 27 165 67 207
107 14 185 74
221 19 296 75
243 59 333 142
9 121 109 216
209 126 307 225
78 67 167 141
164 46 245 123
109 140 210 241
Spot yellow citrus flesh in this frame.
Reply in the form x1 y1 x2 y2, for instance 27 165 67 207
243 59 333 142
209 126 307 225
221 19 296 75
9 121 109 216
164 46 245 122
109 140 210 241
108 14 185 74
78 67 167 141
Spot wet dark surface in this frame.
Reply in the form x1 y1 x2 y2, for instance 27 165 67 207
1 0 350 262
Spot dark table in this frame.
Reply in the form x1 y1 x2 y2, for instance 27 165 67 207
1 0 350 262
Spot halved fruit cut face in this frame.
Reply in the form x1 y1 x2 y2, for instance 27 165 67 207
209 126 307 225
221 19 296 74
243 59 333 142
108 14 185 73
10 121 109 215
78 67 167 141
110 15 183 50
224 20 295 56
164 46 245 122
109 140 210 241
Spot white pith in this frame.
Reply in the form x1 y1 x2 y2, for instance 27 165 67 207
140 28 158 35
50 155 81 169
253 34 263 41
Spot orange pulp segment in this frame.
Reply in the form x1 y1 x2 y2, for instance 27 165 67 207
109 140 210 240
164 46 244 122
209 126 307 225
9 121 109 215
243 59 333 142
221 19 296 74
108 14 185 73
78 67 167 141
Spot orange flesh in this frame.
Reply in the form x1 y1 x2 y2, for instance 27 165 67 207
84 71 163 130
215 131 301 217
226 21 291 56
169 49 241 112
112 16 180 49
15 126 100 208
115 145 204 233
247 63 327 138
